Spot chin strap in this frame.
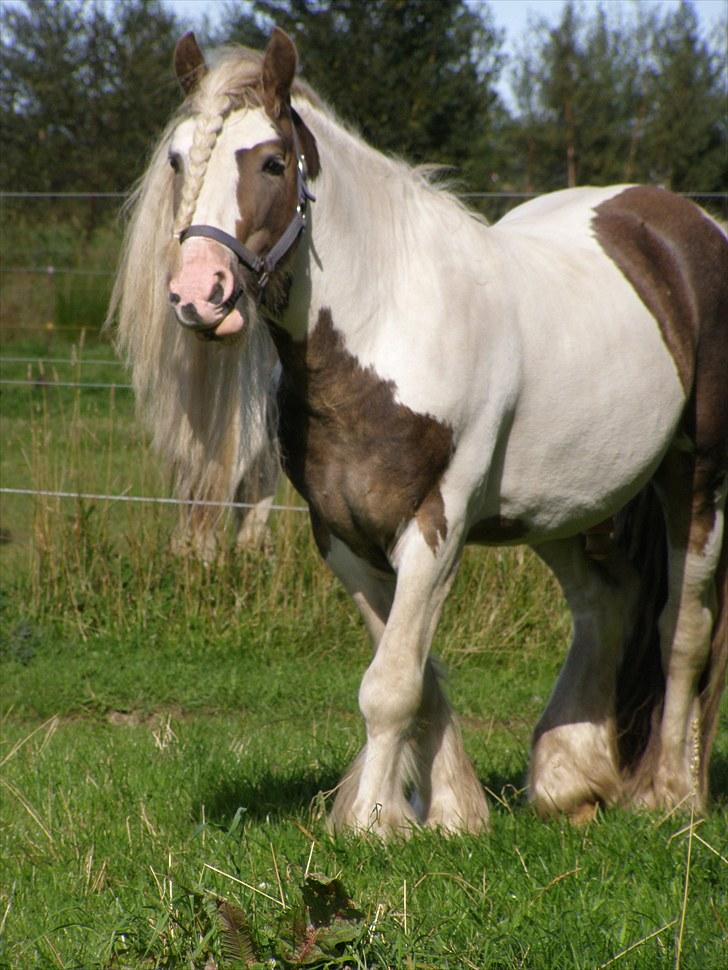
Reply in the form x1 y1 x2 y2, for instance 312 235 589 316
178 124 315 298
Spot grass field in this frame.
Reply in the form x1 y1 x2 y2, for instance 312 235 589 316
1 333 727 970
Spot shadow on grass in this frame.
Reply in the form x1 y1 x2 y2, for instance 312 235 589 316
198 752 726 829
199 766 528 828
480 770 529 809
200 767 342 826
709 753 728 803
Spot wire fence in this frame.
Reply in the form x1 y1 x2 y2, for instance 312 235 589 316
0 486 307 514
0 266 115 276
1 190 725 279
0 355 297 514
0 356 121 366
1 326 111 333
0 379 131 390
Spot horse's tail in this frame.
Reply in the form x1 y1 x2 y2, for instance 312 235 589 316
614 483 727 804
105 124 278 556
613 487 667 785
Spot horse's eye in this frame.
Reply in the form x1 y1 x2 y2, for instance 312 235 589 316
169 153 181 174
263 156 285 176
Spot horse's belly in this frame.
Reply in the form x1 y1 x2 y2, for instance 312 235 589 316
490 337 685 537
466 211 691 539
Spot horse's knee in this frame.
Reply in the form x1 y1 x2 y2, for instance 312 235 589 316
358 654 422 736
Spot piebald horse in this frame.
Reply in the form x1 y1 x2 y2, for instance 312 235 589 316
111 29 727 834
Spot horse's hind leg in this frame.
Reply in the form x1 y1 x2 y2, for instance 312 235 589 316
529 537 639 819
632 450 727 810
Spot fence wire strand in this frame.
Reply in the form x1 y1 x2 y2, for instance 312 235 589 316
0 486 307 514
0 356 122 366
0 379 131 390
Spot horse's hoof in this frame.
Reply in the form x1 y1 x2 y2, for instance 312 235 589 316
568 802 599 825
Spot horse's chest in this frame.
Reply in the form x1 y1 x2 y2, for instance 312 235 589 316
273 309 453 566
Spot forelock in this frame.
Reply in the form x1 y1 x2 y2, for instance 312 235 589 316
191 47 266 118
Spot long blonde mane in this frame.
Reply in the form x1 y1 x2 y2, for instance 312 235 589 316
106 48 298 538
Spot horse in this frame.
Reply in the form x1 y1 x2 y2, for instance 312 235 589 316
109 28 727 835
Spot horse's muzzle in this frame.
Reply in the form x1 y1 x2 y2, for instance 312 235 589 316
169 237 246 336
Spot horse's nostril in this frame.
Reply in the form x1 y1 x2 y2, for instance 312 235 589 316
169 292 181 305
180 303 203 327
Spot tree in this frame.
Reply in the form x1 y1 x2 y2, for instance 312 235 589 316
510 1 644 190
220 0 507 191
0 0 182 193
640 0 726 191
508 0 726 193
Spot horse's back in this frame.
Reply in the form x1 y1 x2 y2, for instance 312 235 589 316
491 184 727 417
476 184 727 538
495 184 634 233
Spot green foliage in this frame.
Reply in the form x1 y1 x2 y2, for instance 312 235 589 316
222 0 506 190
1 0 724 205
509 0 727 192
272 874 365 966
640 0 727 191
0 0 182 193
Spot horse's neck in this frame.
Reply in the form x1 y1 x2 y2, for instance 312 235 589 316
290 104 435 339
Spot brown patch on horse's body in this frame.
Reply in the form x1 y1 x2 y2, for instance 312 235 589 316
271 308 453 569
592 186 727 393
593 186 728 554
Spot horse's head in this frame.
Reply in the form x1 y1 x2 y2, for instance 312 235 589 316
167 29 317 340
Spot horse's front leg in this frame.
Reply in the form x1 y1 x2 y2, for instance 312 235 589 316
351 527 460 835
322 531 487 835
332 517 483 835
233 443 280 550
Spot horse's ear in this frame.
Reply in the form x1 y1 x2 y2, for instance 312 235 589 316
262 28 297 119
174 32 207 95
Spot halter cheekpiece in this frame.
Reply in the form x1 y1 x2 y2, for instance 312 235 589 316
178 122 315 301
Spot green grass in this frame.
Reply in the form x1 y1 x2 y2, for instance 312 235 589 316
1 338 727 969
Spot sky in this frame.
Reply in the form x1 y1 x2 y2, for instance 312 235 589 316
163 0 728 51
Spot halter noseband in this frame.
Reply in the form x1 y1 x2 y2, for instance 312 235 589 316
178 123 315 301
